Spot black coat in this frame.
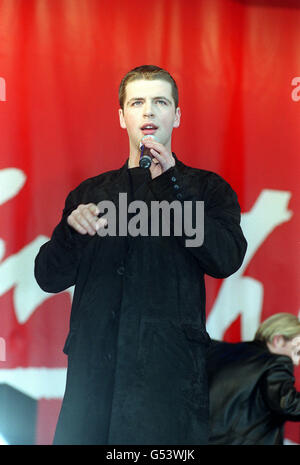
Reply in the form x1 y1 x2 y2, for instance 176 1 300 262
34 157 247 445
207 340 300 445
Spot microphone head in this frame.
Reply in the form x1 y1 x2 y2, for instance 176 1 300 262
139 134 158 149
139 156 152 169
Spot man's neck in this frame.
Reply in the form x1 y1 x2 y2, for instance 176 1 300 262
128 153 140 168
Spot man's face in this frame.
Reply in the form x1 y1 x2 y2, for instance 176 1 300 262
287 335 300 365
268 334 300 365
119 79 180 154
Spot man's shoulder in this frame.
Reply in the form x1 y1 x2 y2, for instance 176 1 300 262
177 159 233 189
73 167 123 192
178 159 221 179
207 340 292 380
208 340 270 364
210 340 293 369
63 166 125 210
264 351 294 371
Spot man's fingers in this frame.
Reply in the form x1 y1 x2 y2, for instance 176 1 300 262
67 214 88 235
80 206 101 232
68 211 95 235
86 203 100 216
143 139 175 171
150 148 163 161
67 203 108 236
68 203 101 235
95 217 108 231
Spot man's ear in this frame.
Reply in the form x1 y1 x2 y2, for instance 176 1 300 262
119 109 127 129
173 107 181 128
272 335 285 348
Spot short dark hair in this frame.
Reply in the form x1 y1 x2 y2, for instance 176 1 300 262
119 65 179 110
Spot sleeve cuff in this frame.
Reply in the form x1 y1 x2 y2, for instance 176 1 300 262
148 165 186 202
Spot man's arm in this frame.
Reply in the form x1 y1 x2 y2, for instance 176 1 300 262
143 138 247 278
149 164 247 279
261 358 300 421
34 188 106 294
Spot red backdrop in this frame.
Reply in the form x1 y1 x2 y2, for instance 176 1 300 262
0 0 299 444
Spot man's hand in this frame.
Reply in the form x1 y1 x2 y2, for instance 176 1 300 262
142 137 175 179
67 203 107 236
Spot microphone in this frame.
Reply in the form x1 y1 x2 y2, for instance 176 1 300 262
139 135 157 168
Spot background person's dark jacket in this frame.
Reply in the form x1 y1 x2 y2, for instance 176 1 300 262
34 156 247 445
207 340 300 445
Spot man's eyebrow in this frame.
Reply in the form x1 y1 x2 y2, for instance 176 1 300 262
126 98 143 105
154 96 172 103
126 96 172 105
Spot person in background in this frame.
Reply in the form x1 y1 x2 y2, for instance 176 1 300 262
207 312 300 445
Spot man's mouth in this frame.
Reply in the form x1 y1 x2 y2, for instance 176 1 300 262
140 123 158 135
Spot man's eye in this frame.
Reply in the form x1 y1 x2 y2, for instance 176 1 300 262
132 101 142 106
157 100 168 105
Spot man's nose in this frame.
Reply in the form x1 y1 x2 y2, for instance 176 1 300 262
143 101 154 117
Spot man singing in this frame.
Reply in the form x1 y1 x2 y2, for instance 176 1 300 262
34 65 247 445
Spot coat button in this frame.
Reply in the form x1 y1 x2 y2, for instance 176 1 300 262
104 353 112 362
176 193 183 200
171 176 177 182
173 184 180 190
117 266 125 275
